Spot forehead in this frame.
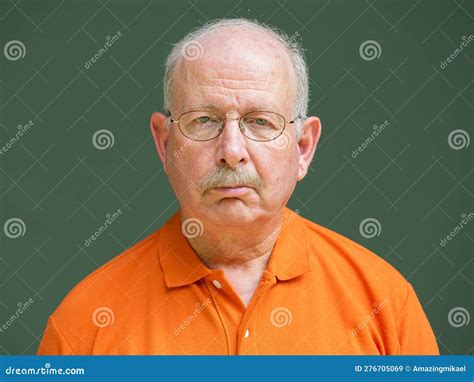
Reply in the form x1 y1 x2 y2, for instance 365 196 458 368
171 29 296 114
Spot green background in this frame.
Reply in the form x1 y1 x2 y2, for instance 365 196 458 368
0 0 472 355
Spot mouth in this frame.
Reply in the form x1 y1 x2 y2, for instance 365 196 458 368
210 185 253 197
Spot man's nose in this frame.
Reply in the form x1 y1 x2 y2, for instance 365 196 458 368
215 118 250 169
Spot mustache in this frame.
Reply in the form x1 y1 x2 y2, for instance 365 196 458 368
197 165 263 193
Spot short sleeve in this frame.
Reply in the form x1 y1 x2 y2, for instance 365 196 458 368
395 282 439 355
37 315 75 355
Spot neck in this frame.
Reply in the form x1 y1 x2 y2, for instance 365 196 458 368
180 209 285 306
183 209 284 267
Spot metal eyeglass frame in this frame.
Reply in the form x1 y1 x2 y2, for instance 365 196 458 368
167 109 304 142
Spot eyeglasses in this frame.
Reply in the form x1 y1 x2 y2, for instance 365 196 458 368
169 110 302 142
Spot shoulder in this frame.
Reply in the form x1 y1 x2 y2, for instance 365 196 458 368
45 227 165 351
299 214 411 313
63 229 163 305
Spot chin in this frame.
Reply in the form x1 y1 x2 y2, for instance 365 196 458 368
207 198 261 226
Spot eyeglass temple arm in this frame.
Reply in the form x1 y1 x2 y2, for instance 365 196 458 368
288 114 305 124
164 110 176 122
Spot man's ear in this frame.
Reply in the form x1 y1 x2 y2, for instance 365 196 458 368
150 112 171 174
297 116 322 181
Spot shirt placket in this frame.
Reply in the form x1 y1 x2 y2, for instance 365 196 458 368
236 270 277 355
203 270 244 354
203 269 277 355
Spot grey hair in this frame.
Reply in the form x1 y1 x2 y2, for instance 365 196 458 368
163 18 309 137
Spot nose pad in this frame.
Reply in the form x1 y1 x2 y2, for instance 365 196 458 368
238 120 246 133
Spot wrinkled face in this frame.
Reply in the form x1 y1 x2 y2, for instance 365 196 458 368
162 31 303 226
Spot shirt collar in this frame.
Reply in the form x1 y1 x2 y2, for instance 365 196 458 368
158 207 310 288
266 207 311 281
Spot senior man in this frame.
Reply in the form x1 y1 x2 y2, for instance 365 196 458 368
37 18 439 355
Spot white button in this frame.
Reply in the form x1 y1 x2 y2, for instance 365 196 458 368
244 329 250 338
212 280 222 289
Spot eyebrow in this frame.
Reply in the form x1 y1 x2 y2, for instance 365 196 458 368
185 103 280 113
190 104 221 111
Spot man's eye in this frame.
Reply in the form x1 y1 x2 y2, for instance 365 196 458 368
196 116 211 123
255 118 268 126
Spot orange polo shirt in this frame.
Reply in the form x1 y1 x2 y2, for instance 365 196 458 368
37 208 439 355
